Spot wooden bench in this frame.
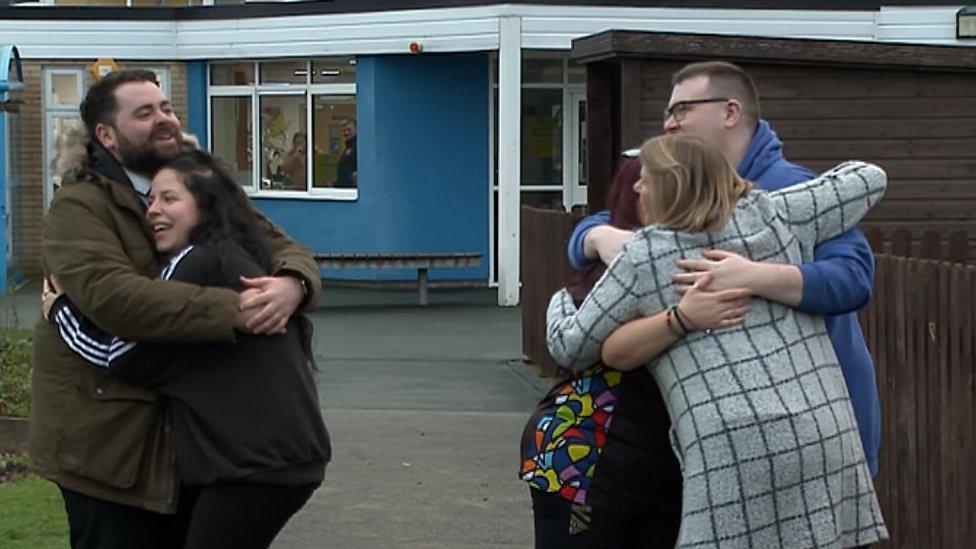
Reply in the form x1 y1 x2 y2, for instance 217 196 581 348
314 252 482 305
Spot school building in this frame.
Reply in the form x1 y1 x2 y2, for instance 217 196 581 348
0 1 972 304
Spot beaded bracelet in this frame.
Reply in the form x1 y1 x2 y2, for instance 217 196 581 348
666 305 686 337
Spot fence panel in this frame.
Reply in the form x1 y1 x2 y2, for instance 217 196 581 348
862 256 976 548
520 206 582 376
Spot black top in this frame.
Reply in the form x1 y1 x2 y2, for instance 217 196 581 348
586 367 681 513
50 244 331 487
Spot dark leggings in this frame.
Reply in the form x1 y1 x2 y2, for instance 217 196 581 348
530 489 680 549
180 483 317 549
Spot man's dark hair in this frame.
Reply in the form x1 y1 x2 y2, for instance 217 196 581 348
80 69 160 137
672 61 761 127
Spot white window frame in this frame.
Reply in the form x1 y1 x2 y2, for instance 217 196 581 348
207 59 358 201
488 52 586 285
42 67 85 211
142 66 171 99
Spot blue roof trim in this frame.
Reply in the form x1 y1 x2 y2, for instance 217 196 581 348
0 46 25 102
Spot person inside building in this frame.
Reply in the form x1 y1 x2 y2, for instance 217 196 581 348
280 131 308 189
335 119 357 187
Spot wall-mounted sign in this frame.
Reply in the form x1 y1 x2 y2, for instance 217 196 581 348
89 58 120 81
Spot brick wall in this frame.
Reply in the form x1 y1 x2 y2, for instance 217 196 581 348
15 60 188 278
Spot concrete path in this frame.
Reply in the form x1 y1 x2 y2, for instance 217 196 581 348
1 283 547 548
273 287 546 549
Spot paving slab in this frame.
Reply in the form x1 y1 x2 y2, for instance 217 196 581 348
2 283 549 547
278 288 546 548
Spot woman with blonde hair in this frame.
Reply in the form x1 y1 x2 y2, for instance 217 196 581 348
547 133 888 548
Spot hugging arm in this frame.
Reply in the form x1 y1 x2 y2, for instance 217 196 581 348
546 251 644 371
768 161 886 253
252 206 322 310
44 191 239 344
47 295 178 388
567 211 610 270
47 247 218 387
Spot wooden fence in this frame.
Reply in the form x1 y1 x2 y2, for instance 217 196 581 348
521 207 976 547
520 206 582 376
860 255 976 548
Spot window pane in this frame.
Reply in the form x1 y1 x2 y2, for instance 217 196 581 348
211 96 252 187
522 57 562 84
211 63 254 86
51 73 79 106
130 0 197 6
521 89 562 186
53 0 125 5
521 191 563 211
311 96 357 188
260 60 307 86
312 57 356 85
50 117 84 191
259 95 307 191
568 63 586 85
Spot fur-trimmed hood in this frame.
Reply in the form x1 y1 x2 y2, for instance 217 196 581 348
51 122 92 185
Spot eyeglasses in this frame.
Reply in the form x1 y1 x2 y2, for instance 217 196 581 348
663 97 728 122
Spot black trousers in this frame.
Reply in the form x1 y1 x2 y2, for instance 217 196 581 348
61 482 315 549
180 483 316 549
60 486 194 549
530 489 681 549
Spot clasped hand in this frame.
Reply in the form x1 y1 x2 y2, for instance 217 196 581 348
671 250 755 331
235 276 305 335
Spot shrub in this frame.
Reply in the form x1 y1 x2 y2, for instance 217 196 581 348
0 329 33 418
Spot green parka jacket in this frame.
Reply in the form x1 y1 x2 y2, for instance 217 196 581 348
29 132 321 513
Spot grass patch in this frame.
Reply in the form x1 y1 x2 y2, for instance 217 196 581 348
0 328 33 418
0 474 68 548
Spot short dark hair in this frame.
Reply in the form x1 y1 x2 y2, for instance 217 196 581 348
80 69 160 137
672 61 761 127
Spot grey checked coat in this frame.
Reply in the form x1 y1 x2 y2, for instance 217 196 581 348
547 161 889 548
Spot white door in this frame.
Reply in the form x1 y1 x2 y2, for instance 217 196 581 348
563 89 587 210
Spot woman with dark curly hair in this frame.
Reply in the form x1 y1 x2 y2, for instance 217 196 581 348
48 150 330 549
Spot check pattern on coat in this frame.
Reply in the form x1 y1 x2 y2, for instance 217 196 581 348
547 161 889 548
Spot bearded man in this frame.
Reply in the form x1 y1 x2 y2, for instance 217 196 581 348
30 69 321 549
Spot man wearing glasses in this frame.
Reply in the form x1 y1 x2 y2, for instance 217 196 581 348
567 61 881 489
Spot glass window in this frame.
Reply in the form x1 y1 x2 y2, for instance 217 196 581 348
260 60 307 86
53 0 125 5
49 117 85 191
312 58 356 85
521 89 562 186
130 0 199 6
522 57 563 84
259 95 307 191
211 63 255 86
568 63 586 85
311 95 357 188
50 73 80 106
211 96 252 187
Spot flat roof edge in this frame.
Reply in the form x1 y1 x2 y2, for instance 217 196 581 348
570 30 976 71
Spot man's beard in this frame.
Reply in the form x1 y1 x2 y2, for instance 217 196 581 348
115 126 182 176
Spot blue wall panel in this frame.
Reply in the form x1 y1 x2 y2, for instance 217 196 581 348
186 61 208 147
251 53 490 281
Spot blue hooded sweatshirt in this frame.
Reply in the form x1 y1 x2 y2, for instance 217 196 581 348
567 120 881 475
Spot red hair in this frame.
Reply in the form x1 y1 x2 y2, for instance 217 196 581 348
566 156 643 307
